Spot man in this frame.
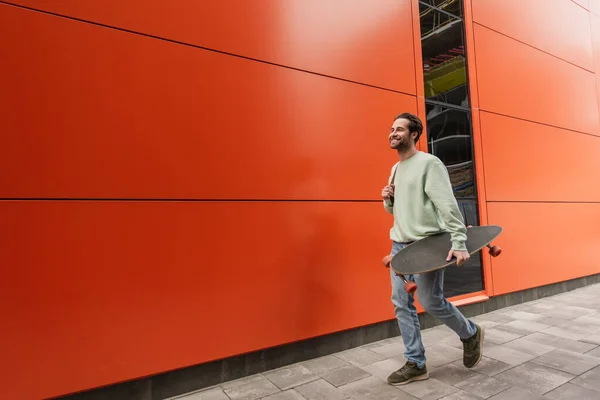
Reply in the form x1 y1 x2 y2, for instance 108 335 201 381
381 112 483 386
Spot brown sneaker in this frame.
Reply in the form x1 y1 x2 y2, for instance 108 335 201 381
462 323 484 368
387 361 429 385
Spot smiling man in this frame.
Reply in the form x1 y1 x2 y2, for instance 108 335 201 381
381 112 483 386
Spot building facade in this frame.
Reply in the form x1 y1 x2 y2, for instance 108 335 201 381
2 0 600 399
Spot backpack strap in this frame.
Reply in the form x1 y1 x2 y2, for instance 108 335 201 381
389 162 399 186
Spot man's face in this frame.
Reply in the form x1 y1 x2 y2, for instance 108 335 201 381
389 118 415 150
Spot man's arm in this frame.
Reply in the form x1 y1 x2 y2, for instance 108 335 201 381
424 160 467 251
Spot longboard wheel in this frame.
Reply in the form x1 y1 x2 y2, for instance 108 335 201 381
382 255 392 268
487 245 502 257
404 281 417 294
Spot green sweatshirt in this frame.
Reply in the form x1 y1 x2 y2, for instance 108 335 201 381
383 151 467 251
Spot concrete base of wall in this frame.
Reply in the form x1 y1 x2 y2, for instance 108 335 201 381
57 273 600 400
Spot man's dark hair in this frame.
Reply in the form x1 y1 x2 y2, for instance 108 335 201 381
394 112 423 143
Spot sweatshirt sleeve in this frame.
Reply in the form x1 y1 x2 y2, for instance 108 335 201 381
383 164 397 214
424 160 468 251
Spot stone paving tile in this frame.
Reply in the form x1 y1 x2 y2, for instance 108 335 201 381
570 365 600 393
453 357 512 377
359 357 405 382
468 318 502 330
471 313 516 324
362 338 399 350
420 328 463 349
368 341 406 358
174 387 230 400
222 375 265 390
540 326 585 340
580 333 600 345
335 347 385 367
496 310 546 321
338 376 418 400
573 313 600 326
488 386 544 400
440 391 485 400
531 348 600 375
584 345 600 357
421 326 455 346
429 363 480 386
263 365 319 391
398 377 459 400
542 324 598 341
500 337 555 357
454 373 512 399
537 317 571 327
261 390 305 400
566 321 600 336
423 344 464 367
521 332 598 353
482 328 523 345
496 320 552 335
223 377 281 400
294 379 350 400
321 365 371 387
481 343 537 366
494 362 574 395
535 306 596 321
543 382 600 400
300 355 347 374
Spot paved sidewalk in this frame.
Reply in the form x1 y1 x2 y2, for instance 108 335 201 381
175 284 600 400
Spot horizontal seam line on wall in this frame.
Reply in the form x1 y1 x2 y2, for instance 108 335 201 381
476 110 600 138
487 200 600 204
0 1 414 97
0 198 388 203
571 0 589 12
473 22 595 74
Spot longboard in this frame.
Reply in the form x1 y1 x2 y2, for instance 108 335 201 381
382 225 502 294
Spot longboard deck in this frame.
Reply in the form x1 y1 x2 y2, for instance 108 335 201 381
390 225 502 275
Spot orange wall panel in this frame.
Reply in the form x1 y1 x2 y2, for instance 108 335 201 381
591 0 600 15
3 0 416 93
0 200 395 399
591 14 600 127
474 24 600 135
480 112 600 202
487 202 600 295
0 4 413 200
573 0 590 9
472 0 594 71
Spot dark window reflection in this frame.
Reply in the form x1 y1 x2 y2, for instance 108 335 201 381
444 199 484 298
425 105 474 198
419 1 484 298
420 4 469 107
419 0 463 17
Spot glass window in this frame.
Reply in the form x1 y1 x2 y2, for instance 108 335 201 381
425 105 474 198
419 1 484 297
420 4 469 107
419 0 463 17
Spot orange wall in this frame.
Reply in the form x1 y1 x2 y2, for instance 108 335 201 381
467 0 600 295
0 1 418 399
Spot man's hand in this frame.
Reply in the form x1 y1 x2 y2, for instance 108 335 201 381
381 184 395 200
447 249 470 266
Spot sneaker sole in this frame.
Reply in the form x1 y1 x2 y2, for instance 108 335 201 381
388 372 429 386
466 326 485 369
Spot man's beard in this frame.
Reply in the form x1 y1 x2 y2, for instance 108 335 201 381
392 139 411 151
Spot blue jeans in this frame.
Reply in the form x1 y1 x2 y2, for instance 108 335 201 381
390 241 476 368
